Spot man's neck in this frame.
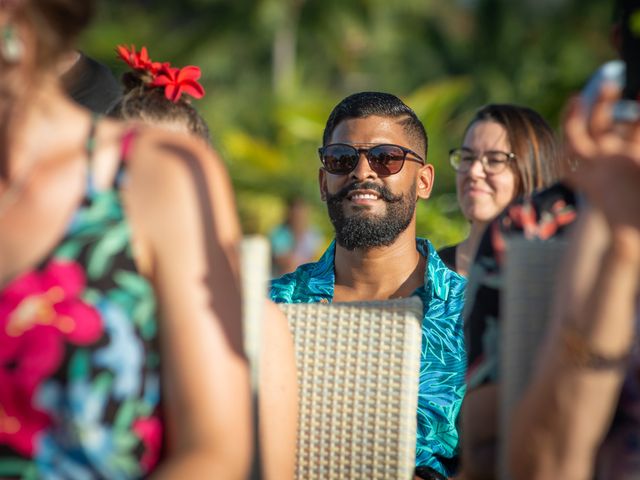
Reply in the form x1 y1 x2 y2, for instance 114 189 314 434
333 228 426 302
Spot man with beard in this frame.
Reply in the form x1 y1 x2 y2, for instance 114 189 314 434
270 92 466 480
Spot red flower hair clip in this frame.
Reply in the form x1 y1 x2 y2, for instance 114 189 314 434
115 44 205 103
150 64 205 103
116 45 163 75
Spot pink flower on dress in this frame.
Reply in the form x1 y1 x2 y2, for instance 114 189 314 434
0 260 103 456
132 416 163 472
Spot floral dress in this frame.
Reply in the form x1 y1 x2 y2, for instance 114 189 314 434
0 122 163 479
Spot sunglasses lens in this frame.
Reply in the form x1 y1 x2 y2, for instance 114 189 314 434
322 145 358 174
369 145 405 175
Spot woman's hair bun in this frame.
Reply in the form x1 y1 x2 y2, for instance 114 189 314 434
121 71 148 93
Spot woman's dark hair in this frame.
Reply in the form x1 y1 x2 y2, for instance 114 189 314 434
466 104 564 196
23 0 94 69
109 71 211 143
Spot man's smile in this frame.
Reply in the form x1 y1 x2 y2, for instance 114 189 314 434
346 189 382 205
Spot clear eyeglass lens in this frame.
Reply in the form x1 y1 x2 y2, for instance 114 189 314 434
483 152 509 173
451 149 509 173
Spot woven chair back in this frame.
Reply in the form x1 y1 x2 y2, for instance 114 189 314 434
241 235 270 480
498 238 568 480
279 297 423 480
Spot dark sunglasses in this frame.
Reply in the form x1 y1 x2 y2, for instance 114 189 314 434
318 143 424 176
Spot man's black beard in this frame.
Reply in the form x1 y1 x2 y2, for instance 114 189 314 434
326 181 416 251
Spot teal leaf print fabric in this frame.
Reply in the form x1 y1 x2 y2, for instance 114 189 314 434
0 182 162 478
270 238 467 478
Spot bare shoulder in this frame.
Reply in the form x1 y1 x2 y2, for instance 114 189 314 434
93 117 230 195
126 125 229 193
103 121 241 273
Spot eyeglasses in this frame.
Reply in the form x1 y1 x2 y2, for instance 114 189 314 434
449 148 516 175
318 143 424 176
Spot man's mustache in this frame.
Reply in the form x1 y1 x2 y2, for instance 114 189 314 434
327 182 403 203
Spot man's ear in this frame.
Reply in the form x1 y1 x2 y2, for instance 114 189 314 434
417 163 434 200
319 168 328 202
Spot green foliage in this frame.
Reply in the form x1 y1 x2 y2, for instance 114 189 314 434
82 0 614 246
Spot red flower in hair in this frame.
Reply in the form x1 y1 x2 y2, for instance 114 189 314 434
150 64 205 103
115 44 163 75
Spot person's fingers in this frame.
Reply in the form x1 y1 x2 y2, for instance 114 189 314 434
563 96 596 160
597 133 627 158
588 82 621 138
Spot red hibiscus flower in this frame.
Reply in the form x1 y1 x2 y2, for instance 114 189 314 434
133 416 163 472
116 44 163 76
0 332 57 456
150 64 205 103
0 260 104 456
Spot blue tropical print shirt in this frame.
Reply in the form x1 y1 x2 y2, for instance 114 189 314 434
270 238 467 477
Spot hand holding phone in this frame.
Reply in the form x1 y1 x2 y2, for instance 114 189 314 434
581 1 640 122
567 78 640 234
580 61 640 122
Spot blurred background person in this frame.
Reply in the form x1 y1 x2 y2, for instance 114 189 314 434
0 0 252 477
438 104 563 276
510 82 640 480
110 44 298 479
453 105 569 479
461 2 638 478
269 196 322 276
509 0 640 474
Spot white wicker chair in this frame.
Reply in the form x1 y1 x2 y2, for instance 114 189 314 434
241 235 270 480
279 297 423 480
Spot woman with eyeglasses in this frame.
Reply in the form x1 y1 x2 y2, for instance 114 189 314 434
444 104 565 480
438 104 563 277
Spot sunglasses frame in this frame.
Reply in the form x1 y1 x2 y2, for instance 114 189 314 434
318 143 425 176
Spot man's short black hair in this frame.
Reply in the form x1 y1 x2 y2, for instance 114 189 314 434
322 91 428 158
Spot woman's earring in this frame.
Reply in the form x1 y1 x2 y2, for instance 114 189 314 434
1 24 23 63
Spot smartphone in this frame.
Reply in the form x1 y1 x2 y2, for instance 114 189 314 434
581 61 640 122
581 0 640 122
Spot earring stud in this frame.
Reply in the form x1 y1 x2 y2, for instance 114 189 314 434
1 24 24 63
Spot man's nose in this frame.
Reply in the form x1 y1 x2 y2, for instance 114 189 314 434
349 152 377 180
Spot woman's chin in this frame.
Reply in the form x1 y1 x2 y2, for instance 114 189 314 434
464 208 502 225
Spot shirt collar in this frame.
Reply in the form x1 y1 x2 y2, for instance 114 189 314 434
308 237 453 302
